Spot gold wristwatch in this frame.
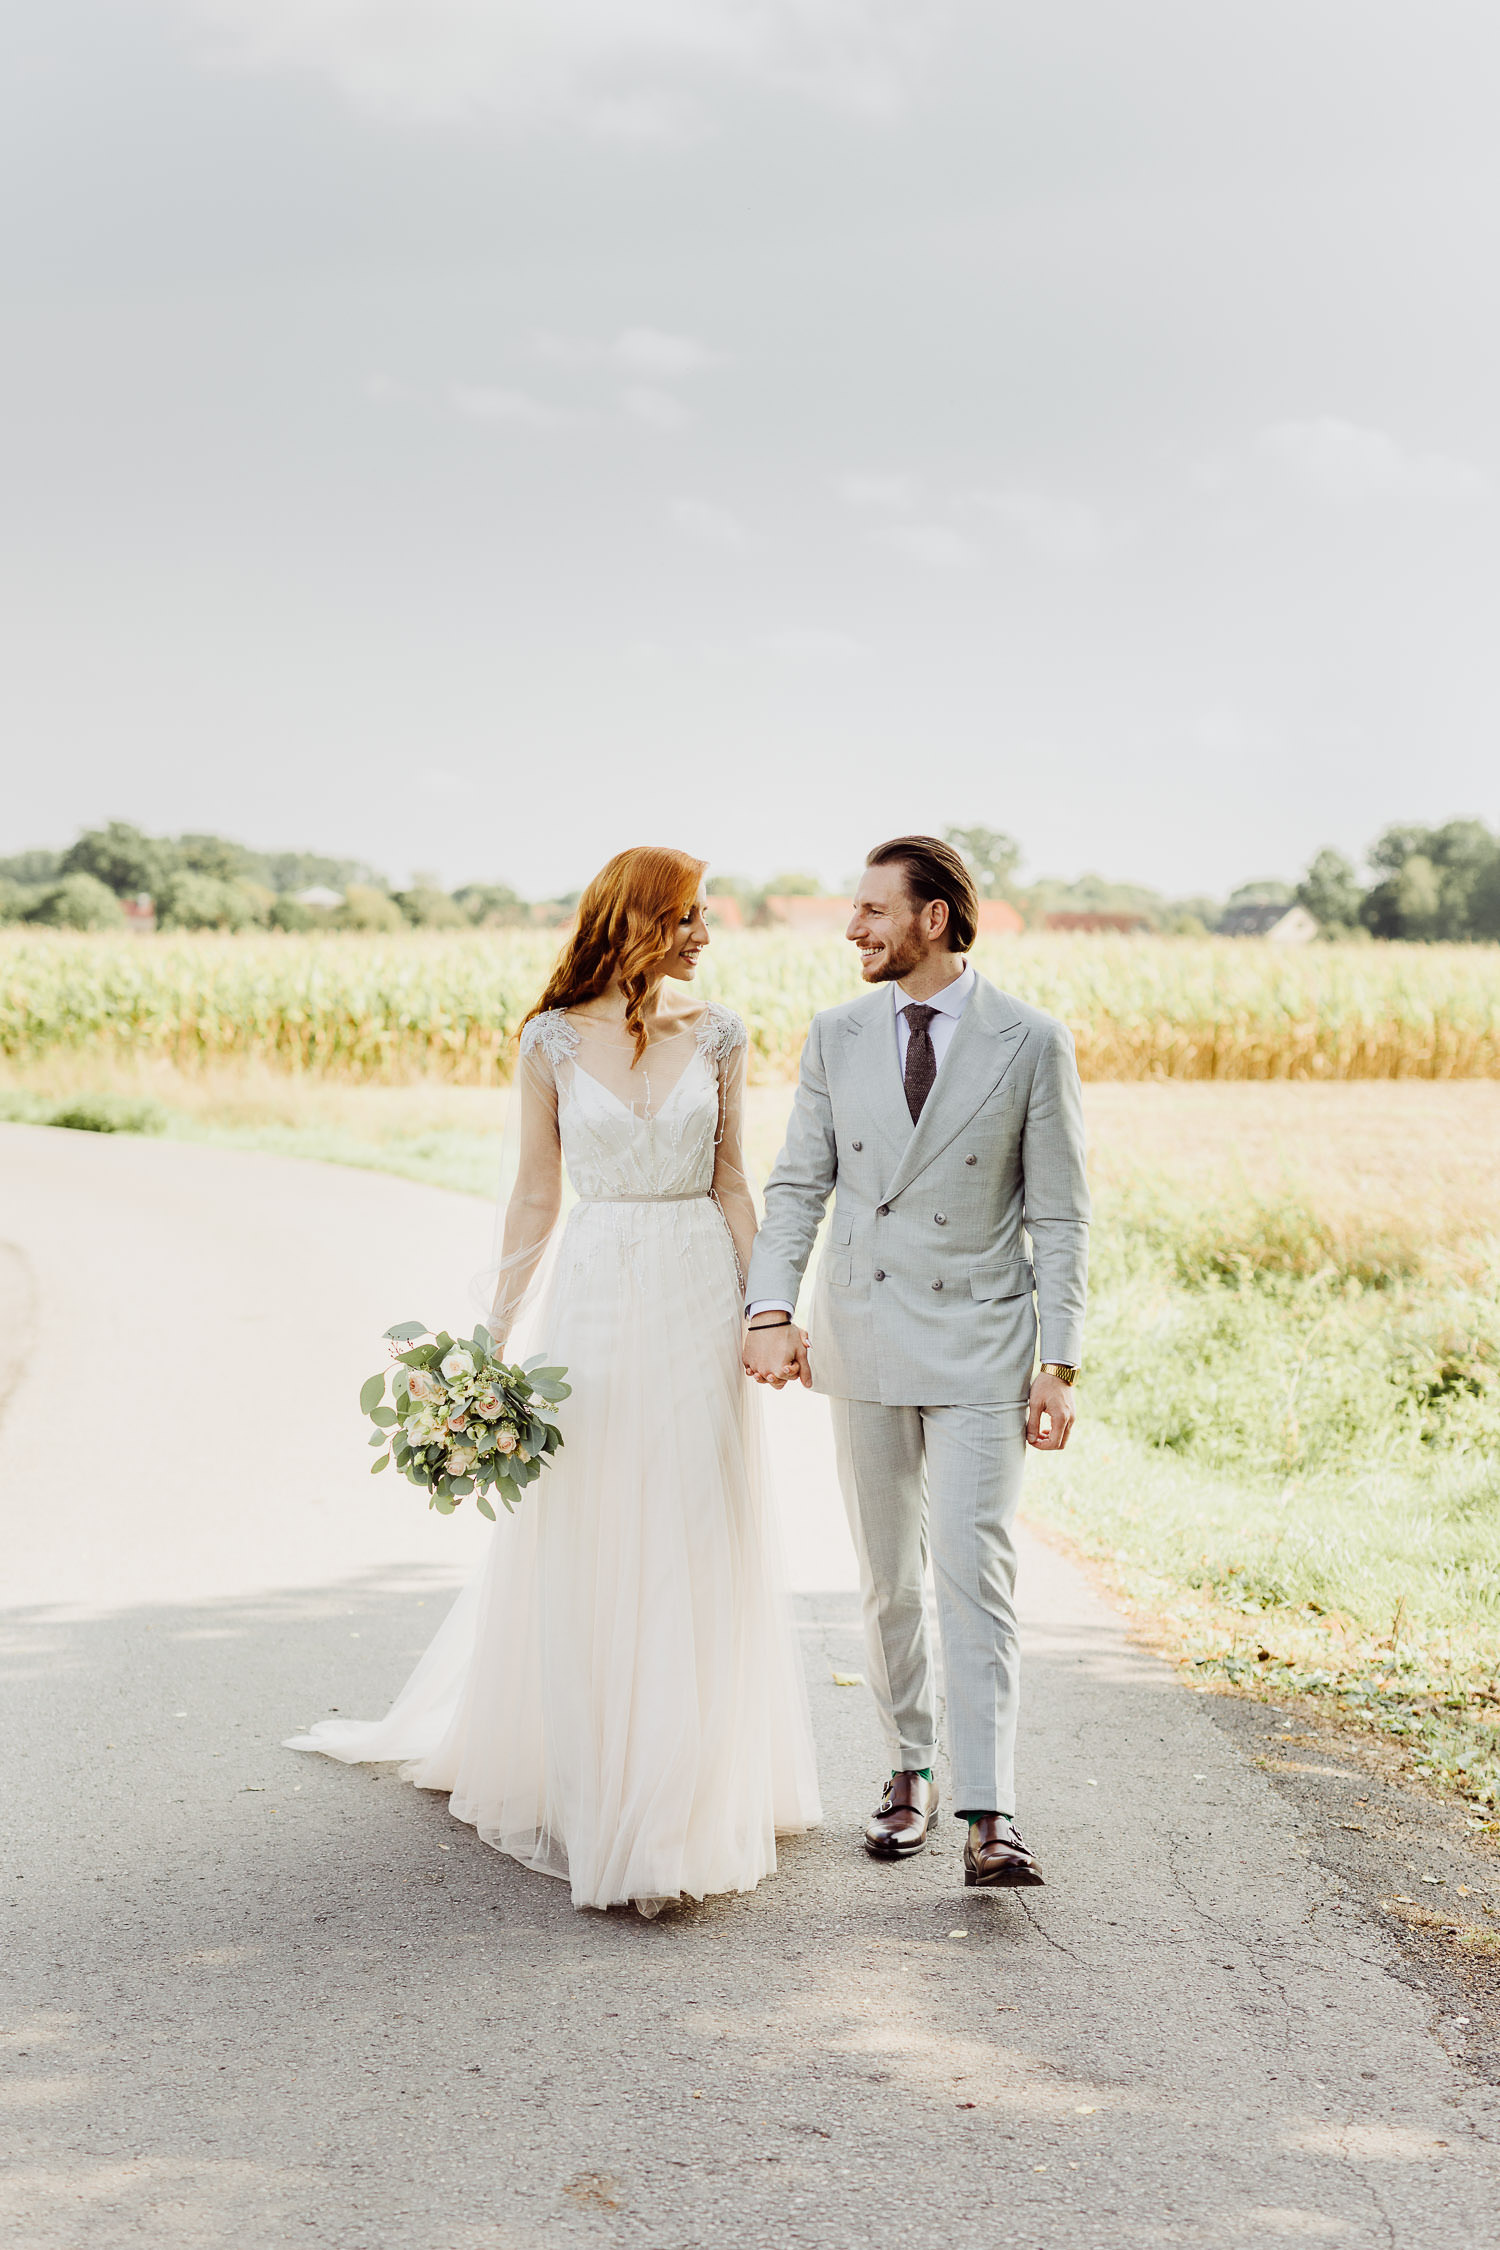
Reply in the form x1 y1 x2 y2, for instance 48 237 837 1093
1040 1363 1079 1385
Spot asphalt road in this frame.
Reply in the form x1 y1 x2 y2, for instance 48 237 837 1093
3 1121 1498 2248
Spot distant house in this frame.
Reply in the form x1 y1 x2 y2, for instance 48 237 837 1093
1043 910 1148 935
763 896 853 932
121 893 156 935
704 895 744 930
1219 903 1319 944
293 885 345 910
974 898 1026 936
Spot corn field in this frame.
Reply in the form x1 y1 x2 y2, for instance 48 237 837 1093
3 930 1500 1083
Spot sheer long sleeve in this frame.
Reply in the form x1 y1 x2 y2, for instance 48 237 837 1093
711 1033 758 1288
489 1042 563 1348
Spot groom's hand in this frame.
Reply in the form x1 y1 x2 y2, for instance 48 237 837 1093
1026 1371 1077 1451
743 1320 812 1390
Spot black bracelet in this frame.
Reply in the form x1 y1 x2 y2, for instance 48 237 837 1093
748 1314 793 1328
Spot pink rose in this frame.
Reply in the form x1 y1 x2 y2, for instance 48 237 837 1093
494 1428 518 1454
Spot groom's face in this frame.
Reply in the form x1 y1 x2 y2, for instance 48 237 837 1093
847 863 928 984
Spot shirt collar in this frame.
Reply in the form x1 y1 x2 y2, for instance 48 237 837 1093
894 962 975 1020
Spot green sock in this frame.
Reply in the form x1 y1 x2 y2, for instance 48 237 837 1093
957 1810 1014 1824
892 1768 933 1782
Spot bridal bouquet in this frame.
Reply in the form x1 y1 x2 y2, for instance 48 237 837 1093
360 1322 570 1520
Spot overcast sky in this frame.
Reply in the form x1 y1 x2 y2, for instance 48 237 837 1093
3 1 1497 896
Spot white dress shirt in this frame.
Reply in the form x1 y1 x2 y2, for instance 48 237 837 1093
748 961 974 1318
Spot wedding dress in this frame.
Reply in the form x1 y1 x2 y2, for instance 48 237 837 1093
286 1000 822 1913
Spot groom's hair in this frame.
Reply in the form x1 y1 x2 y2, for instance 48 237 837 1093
865 835 978 951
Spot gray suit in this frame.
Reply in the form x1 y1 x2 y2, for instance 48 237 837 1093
746 972 1090 1813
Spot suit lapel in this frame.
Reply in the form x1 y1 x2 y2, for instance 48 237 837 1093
879 977 1028 1204
840 989 914 1162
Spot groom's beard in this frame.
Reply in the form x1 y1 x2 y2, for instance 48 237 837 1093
860 921 927 983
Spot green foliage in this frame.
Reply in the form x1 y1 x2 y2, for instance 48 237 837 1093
361 1322 568 1516
0 1088 168 1134
0 850 62 886
453 883 529 927
337 884 407 933
156 872 269 931
1355 820 1500 943
945 825 1021 898
1295 848 1363 934
60 822 174 899
26 873 127 930
763 871 824 896
395 886 469 929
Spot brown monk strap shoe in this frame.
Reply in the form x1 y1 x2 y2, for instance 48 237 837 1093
963 1816 1045 1888
864 1771 940 1858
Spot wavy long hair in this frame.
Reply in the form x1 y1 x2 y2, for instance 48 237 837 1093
525 845 708 1063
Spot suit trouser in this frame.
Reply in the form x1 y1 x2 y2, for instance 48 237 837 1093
828 1398 1027 1816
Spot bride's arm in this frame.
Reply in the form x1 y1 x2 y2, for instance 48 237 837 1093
711 1033 759 1284
489 1045 562 1348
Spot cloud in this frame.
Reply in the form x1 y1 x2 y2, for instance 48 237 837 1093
1255 418 1487 502
876 523 980 569
840 471 922 510
448 383 580 429
612 327 722 378
964 488 1111 563
181 1 939 134
623 386 692 431
669 497 750 550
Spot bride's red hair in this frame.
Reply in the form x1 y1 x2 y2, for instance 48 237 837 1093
525 845 708 1063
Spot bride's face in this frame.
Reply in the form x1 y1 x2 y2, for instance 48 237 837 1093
663 892 711 982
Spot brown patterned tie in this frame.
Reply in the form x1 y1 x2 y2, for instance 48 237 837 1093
902 1003 938 1124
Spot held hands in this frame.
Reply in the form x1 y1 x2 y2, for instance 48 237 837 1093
742 1319 812 1390
1026 1369 1077 1451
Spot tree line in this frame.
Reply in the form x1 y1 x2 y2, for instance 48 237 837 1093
3 815 1499 942
0 823 533 932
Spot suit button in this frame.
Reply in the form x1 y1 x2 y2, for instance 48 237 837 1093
876 1203 889 1217
964 1154 977 1166
931 1279 944 1291
934 1213 947 1226
851 1140 863 1152
874 1269 886 1282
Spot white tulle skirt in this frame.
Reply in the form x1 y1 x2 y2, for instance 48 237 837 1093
287 1197 822 1912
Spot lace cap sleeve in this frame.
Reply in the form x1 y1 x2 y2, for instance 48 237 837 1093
519 1009 579 1067
696 1002 748 1067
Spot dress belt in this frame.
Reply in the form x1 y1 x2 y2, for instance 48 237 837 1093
577 1189 711 1205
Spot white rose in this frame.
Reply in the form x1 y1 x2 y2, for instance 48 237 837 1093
440 1347 476 1382
494 1427 518 1455
446 1446 477 1477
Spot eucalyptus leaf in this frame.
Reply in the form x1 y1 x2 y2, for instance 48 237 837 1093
367 1429 388 1448
450 1477 474 1496
384 1320 429 1342
370 1451 390 1474
521 1353 547 1373
475 1493 496 1522
397 1344 441 1370
370 1406 398 1428
359 1371 387 1414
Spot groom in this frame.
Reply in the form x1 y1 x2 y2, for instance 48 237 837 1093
743 835 1089 1888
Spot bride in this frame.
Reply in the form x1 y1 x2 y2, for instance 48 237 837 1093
287 845 822 1913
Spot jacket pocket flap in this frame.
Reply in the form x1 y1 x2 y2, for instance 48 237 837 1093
969 1259 1034 1304
832 1213 854 1247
